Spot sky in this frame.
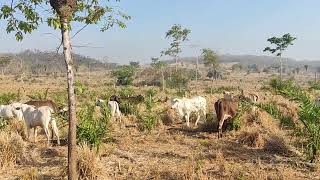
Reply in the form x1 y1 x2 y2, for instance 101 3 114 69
1 0 320 64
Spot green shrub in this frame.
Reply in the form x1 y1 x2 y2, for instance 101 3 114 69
145 89 157 111
75 80 88 95
112 65 136 86
27 88 49 100
140 114 158 132
77 103 110 148
119 102 138 115
308 82 320 91
0 92 20 104
268 78 320 162
118 87 135 98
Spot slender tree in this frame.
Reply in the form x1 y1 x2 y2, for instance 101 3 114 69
304 64 309 72
0 56 11 75
263 33 296 80
0 1 130 179
161 24 191 71
202 48 218 80
151 57 167 91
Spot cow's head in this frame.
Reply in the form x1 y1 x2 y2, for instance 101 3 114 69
171 98 180 109
95 99 105 107
223 91 234 100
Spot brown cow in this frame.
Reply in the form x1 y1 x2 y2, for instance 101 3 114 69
214 97 239 138
25 100 58 112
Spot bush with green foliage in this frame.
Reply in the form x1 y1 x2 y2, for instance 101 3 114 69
140 114 158 132
269 78 320 162
166 68 196 96
77 103 110 149
112 65 136 86
145 89 157 111
0 91 20 104
27 88 49 100
118 87 135 97
75 81 88 95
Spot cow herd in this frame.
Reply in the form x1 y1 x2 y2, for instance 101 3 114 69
0 89 259 145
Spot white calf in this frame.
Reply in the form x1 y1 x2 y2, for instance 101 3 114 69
96 99 121 123
11 103 60 145
171 96 207 127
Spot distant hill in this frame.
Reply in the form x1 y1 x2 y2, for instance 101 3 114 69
165 55 320 72
0 50 117 75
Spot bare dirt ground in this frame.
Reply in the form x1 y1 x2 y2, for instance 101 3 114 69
0 71 319 179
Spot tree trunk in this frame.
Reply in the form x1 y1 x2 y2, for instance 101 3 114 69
279 55 283 80
61 19 77 180
195 56 198 93
175 56 178 72
161 69 165 91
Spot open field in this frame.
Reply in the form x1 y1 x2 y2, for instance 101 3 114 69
0 71 320 180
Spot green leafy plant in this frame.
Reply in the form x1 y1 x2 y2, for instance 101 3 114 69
140 114 158 132
77 104 110 149
75 81 88 95
0 92 20 104
268 78 320 162
112 65 136 86
27 88 49 100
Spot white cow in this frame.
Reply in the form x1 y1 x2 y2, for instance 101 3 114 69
171 96 207 127
11 103 60 145
96 99 121 123
0 104 23 121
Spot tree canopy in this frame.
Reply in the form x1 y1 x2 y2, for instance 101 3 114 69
0 0 131 41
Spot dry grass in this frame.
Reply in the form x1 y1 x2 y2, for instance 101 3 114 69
237 128 265 148
1 72 320 179
0 131 26 169
264 134 291 156
78 143 103 180
19 168 41 180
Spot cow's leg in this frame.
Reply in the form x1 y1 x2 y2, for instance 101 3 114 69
195 112 200 126
218 115 226 138
43 126 50 145
26 126 31 142
33 127 37 143
185 113 190 127
51 120 60 145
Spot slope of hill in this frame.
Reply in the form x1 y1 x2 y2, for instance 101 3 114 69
0 50 118 75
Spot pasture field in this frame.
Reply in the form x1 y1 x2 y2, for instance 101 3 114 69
0 71 319 179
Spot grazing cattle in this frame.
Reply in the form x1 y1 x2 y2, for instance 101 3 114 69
0 104 23 121
223 91 234 100
110 95 121 104
215 98 239 138
239 89 259 112
109 94 144 104
96 99 121 122
11 103 60 145
171 96 207 127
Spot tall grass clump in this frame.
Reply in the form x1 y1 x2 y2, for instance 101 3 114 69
0 131 25 169
77 143 102 180
77 103 111 149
